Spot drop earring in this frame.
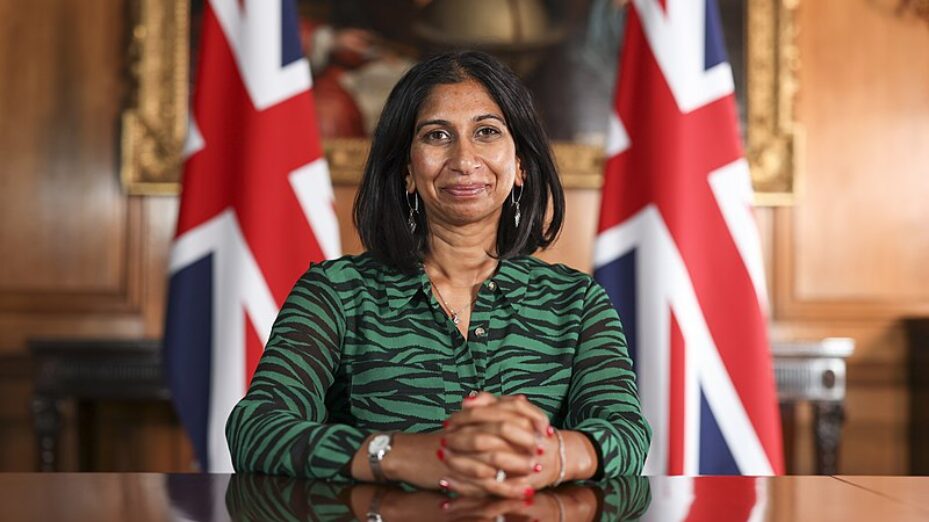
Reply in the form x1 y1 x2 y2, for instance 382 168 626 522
406 191 419 233
511 185 523 228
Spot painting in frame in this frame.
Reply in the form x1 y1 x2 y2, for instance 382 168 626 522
120 0 798 205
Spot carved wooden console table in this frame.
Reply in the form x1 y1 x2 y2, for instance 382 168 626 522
30 339 167 471
772 338 854 474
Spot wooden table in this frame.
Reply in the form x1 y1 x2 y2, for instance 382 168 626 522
1 474 927 521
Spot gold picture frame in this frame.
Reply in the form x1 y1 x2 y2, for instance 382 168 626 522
747 0 800 205
121 0 190 196
120 0 799 204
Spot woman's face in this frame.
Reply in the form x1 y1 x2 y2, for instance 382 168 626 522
407 79 523 230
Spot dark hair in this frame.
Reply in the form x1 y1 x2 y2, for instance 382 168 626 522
353 50 565 271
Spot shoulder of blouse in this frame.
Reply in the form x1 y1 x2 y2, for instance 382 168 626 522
511 255 597 289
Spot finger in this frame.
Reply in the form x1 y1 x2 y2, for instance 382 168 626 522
443 471 536 501
444 447 539 480
461 391 497 409
471 474 537 500
441 475 491 498
446 414 539 453
442 448 497 481
444 427 514 454
493 395 552 437
445 421 538 455
450 400 545 435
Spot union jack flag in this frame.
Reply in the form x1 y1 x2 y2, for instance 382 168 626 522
645 477 769 521
594 0 783 475
164 0 340 472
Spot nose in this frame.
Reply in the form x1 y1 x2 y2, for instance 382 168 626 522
449 139 482 174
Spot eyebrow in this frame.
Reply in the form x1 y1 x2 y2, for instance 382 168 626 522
414 113 506 133
475 113 506 124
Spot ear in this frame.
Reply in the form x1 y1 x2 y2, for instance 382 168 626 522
405 166 416 192
514 158 525 187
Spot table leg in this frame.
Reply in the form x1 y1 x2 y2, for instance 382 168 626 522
813 400 845 475
780 401 797 474
32 396 62 472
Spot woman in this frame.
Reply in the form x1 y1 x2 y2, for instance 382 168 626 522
226 50 650 499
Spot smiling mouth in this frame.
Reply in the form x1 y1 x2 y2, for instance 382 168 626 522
442 184 489 197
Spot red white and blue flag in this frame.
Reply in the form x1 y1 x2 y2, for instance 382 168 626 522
645 477 768 521
594 0 783 475
164 0 340 472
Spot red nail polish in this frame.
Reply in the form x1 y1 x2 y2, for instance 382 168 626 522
439 479 450 490
463 395 476 401
436 448 445 461
523 486 535 500
440 437 447 448
443 420 450 429
533 463 543 473
536 445 544 456
440 500 451 510
546 425 554 437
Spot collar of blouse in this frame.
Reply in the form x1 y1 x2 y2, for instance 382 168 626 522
385 257 530 312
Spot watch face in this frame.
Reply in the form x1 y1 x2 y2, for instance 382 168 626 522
369 434 391 454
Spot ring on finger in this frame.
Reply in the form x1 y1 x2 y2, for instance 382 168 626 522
495 469 506 482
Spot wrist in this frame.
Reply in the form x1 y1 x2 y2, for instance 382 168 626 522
380 431 420 482
552 428 567 487
367 432 395 482
561 430 597 481
380 433 401 481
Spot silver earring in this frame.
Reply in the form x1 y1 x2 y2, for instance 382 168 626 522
511 185 523 228
406 192 419 233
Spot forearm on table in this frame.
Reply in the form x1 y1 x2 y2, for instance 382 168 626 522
350 431 443 484
350 430 599 486
227 404 368 479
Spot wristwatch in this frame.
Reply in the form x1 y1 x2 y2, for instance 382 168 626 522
367 433 393 482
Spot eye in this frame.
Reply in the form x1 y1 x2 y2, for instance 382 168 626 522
476 126 501 138
423 129 451 142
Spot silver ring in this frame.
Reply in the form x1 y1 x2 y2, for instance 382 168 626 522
495 469 506 482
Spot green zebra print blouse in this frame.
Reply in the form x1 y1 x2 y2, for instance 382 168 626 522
226 253 650 481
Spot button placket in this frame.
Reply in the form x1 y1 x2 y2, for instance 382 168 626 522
465 282 499 390
423 279 473 413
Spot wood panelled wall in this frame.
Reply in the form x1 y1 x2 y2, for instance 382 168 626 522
0 0 191 471
1 0 927 473
768 0 929 474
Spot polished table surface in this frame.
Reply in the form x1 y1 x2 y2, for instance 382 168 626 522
2 474 929 521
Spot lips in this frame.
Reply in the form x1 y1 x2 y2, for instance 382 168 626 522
442 184 489 197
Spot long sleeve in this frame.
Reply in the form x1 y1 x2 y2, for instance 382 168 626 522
225 264 368 480
563 280 651 477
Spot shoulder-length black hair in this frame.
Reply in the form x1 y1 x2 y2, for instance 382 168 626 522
353 50 565 272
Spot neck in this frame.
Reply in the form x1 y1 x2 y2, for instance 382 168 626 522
423 220 499 287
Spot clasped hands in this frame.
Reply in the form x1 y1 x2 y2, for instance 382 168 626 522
385 391 562 499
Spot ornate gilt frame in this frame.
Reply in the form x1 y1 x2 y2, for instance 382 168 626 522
747 0 800 205
120 0 799 204
121 0 190 195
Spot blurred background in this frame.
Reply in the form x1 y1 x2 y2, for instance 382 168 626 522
1 0 928 476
